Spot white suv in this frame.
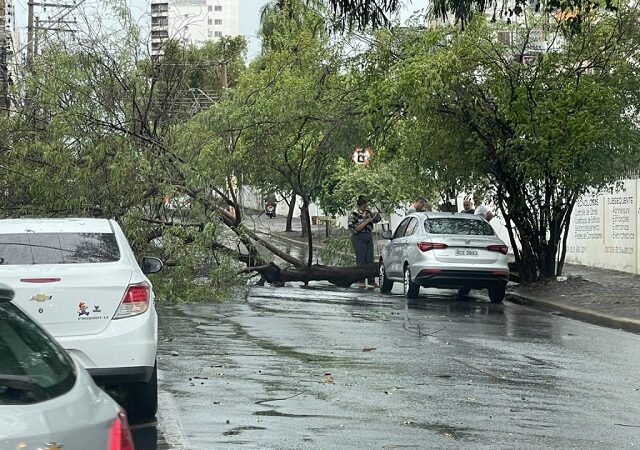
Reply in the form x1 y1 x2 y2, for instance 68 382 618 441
0 218 161 419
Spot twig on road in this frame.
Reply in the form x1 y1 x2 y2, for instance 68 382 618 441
255 392 303 405
614 423 640 428
403 318 446 337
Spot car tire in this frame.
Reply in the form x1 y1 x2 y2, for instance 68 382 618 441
457 287 471 296
488 285 506 303
126 362 158 421
403 266 420 299
379 262 393 293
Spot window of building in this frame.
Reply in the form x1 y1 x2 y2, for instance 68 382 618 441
208 5 212 11
208 18 212 25
214 31 222 37
208 30 213 37
215 19 222 25
497 31 514 46
152 16 168 26
214 5 222 11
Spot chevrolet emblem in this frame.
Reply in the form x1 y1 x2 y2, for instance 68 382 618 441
41 443 64 450
30 293 53 302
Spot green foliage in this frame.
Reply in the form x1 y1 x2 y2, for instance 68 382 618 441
318 158 429 216
3 0 640 294
143 224 244 303
361 13 640 280
318 233 356 266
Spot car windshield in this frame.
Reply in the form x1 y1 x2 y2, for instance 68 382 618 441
425 218 495 236
0 302 76 404
0 233 120 265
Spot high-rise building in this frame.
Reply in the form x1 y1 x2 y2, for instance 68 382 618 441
151 0 240 56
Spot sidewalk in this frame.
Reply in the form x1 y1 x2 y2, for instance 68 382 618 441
507 264 640 334
246 211 640 335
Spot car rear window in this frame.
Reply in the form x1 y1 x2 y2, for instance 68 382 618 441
425 218 495 236
0 302 76 404
0 233 120 265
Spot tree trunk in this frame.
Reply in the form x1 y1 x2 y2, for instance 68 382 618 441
241 262 378 287
556 200 575 276
300 196 313 266
286 193 296 232
300 199 311 238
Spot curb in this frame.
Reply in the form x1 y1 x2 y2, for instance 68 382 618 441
506 292 640 335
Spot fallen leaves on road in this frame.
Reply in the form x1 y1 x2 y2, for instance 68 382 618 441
323 373 335 384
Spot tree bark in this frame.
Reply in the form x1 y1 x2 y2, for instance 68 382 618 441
286 193 296 232
300 196 314 266
241 262 378 287
300 200 310 238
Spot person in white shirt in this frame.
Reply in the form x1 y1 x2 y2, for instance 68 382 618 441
473 194 494 221
406 197 427 214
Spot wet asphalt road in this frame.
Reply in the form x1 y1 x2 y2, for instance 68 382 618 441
132 285 640 449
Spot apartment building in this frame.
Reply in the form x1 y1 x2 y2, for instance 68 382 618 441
151 0 240 56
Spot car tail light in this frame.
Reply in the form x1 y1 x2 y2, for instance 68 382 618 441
417 242 448 252
114 282 150 319
487 244 509 255
108 409 134 450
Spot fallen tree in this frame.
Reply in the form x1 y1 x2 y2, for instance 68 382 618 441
240 262 378 287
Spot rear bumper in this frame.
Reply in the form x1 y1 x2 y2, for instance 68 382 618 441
414 268 508 289
89 365 155 384
57 307 157 382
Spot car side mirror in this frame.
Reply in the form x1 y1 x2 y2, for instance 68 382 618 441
381 230 393 240
141 256 163 275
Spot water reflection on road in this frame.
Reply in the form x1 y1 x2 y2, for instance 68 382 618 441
130 420 162 450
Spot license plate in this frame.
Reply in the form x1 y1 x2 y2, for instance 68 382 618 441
456 249 478 257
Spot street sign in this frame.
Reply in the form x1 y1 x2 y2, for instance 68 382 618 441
352 147 372 166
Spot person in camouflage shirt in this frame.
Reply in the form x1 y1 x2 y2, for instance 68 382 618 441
349 196 381 288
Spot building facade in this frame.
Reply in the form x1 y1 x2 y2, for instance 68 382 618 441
151 0 240 56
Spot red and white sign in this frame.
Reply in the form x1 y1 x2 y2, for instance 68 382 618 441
352 147 373 166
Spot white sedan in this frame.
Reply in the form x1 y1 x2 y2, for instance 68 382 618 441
0 218 162 419
379 212 509 302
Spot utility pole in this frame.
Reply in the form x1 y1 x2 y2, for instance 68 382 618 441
27 0 79 65
27 0 34 66
0 0 8 114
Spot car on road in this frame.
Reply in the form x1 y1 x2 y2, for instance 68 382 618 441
379 212 509 302
0 282 135 450
0 218 162 420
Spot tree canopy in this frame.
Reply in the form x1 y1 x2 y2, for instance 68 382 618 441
2 0 639 296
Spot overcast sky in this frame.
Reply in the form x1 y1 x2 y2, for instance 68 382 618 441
13 0 421 60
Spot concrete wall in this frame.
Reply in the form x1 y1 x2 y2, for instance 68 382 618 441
565 178 639 274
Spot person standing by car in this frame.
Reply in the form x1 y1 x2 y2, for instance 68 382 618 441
473 194 495 221
461 199 475 214
349 196 381 289
407 197 427 214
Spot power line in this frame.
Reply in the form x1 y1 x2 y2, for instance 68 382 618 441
24 0 84 63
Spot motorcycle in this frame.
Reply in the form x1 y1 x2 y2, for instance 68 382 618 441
265 203 276 218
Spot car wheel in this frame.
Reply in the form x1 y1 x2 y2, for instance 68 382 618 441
403 266 420 299
126 362 158 421
457 287 471 296
379 262 394 293
488 285 506 303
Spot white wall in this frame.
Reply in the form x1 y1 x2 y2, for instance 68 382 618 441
565 178 639 274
